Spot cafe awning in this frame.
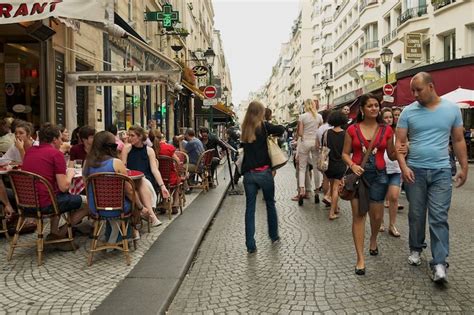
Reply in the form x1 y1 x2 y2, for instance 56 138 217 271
182 81 205 100
0 0 113 25
214 102 235 117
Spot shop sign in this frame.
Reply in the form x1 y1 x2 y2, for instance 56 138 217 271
334 90 357 106
365 73 396 93
55 51 65 125
363 58 377 79
192 66 208 77
404 33 422 60
0 0 113 25
144 3 179 31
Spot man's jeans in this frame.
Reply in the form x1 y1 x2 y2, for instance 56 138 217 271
405 168 452 265
243 169 279 251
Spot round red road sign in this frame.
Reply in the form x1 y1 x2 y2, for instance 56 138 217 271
383 83 394 96
203 86 217 99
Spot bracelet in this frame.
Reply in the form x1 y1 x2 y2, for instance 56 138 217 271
349 163 355 169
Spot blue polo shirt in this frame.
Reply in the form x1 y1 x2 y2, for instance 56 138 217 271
397 98 463 169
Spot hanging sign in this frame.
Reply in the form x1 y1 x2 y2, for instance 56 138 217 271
192 66 208 77
0 0 113 25
405 33 422 60
144 3 179 31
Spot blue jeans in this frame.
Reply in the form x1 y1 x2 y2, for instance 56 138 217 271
243 169 279 251
405 168 452 265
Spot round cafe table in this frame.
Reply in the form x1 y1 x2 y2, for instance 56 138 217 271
127 170 144 180
69 169 144 195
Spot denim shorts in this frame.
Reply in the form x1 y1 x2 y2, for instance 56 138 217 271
387 172 401 187
362 169 389 202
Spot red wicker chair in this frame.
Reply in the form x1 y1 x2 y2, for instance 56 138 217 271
157 155 183 219
7 170 76 266
85 172 137 266
0 204 9 240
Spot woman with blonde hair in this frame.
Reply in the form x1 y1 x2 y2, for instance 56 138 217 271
296 99 323 205
241 101 285 254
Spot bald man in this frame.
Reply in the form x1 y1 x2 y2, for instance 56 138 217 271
396 72 468 283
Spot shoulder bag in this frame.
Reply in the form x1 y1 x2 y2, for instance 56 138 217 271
316 130 330 172
338 125 380 201
265 124 288 170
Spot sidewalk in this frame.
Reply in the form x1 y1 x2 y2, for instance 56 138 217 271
92 164 232 314
0 164 231 314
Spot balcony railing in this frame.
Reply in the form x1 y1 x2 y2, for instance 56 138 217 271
360 40 379 55
397 5 428 26
382 29 398 46
334 56 360 78
334 18 360 48
322 17 333 27
311 35 321 44
334 0 350 20
322 45 334 55
359 0 378 12
433 0 456 11
312 60 322 67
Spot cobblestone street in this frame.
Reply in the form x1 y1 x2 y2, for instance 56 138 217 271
169 164 474 314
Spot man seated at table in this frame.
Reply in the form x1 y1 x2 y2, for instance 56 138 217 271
22 123 88 247
68 125 96 167
178 128 204 173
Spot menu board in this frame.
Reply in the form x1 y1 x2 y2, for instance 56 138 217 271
55 51 65 125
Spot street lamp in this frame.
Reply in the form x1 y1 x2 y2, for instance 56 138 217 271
324 84 332 108
203 47 216 131
380 47 393 83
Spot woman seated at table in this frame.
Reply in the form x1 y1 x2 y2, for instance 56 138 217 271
151 129 181 214
83 131 146 239
121 125 169 226
0 120 35 164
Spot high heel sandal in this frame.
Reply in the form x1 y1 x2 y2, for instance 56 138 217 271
355 266 366 275
298 194 304 206
388 225 401 237
369 247 379 256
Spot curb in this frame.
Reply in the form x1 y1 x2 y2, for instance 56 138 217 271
92 167 231 315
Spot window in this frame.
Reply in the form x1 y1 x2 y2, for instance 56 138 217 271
444 32 456 61
424 41 430 63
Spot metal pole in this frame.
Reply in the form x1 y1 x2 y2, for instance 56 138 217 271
385 64 388 83
209 65 213 132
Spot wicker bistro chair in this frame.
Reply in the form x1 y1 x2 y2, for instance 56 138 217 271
157 155 183 219
7 170 76 266
85 172 138 266
188 149 215 192
175 151 189 199
0 204 9 240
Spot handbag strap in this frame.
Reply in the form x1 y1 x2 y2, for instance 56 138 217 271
356 124 380 168
322 129 328 147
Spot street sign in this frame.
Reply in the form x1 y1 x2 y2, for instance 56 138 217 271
144 3 179 31
383 83 394 96
192 66 208 77
203 86 217 99
203 98 217 106
383 95 394 103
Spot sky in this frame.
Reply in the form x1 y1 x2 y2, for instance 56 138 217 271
213 0 300 108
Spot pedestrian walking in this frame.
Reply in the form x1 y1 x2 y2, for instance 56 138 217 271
380 108 402 237
296 99 323 205
240 101 285 254
324 110 347 220
395 72 468 283
316 110 333 206
342 93 397 275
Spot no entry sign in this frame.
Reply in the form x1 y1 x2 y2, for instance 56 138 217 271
203 86 217 99
383 83 394 96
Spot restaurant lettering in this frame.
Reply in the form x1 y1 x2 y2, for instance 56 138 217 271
0 0 111 25
0 1 62 18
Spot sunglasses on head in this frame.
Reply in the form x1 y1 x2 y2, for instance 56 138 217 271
103 142 118 150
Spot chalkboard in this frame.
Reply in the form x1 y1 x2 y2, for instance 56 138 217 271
55 51 65 125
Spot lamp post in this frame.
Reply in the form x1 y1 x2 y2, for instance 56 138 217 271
203 47 216 131
380 47 393 83
324 84 332 108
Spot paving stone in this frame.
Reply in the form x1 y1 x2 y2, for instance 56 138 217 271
168 164 474 313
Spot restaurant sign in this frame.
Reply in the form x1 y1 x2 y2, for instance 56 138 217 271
404 33 423 61
0 0 113 25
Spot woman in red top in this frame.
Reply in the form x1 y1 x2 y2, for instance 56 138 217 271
342 93 398 276
152 130 181 213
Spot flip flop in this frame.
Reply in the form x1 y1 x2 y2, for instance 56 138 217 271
329 214 339 220
322 198 331 207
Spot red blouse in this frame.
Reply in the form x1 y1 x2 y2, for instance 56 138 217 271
347 123 393 170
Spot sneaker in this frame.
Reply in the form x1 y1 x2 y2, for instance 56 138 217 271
432 264 447 283
271 237 280 244
408 251 422 266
